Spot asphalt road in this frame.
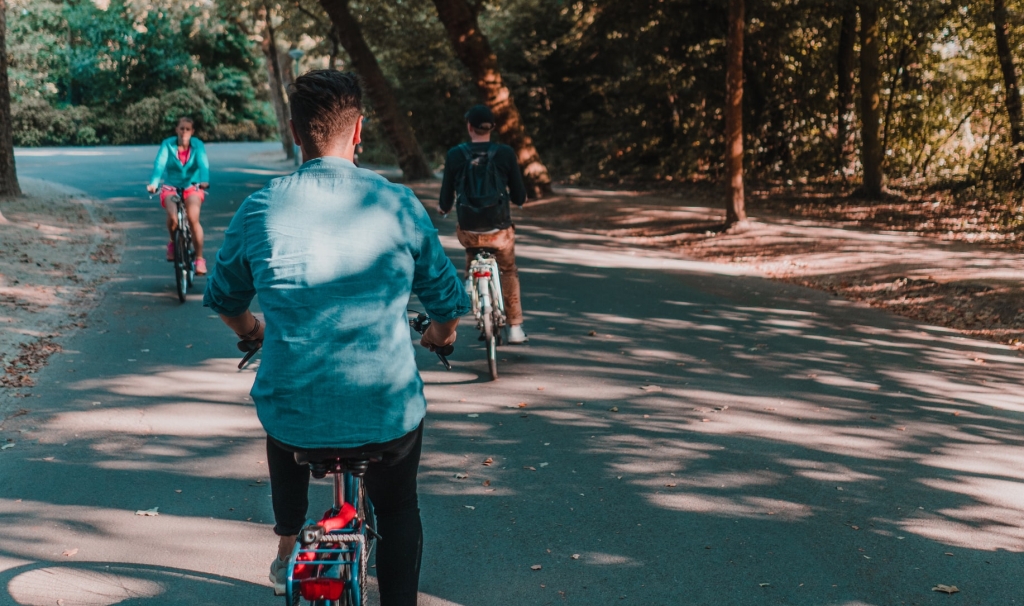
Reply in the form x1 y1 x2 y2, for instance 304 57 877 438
2 143 1024 605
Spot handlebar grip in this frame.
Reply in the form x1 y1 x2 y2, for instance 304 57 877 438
437 344 455 356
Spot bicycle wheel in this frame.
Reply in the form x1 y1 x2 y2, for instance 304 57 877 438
357 483 375 606
483 311 498 380
173 228 188 303
185 230 195 288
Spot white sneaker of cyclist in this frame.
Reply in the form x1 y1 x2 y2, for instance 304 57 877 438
508 324 529 344
269 555 288 595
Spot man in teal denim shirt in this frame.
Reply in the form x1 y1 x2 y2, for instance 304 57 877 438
203 70 468 605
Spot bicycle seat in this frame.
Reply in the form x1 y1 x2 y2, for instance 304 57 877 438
292 450 383 479
467 248 498 258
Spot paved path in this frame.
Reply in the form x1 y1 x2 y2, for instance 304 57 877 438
2 143 1023 605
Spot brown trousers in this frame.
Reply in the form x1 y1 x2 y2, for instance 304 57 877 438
456 225 524 325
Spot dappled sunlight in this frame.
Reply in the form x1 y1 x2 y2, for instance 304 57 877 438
68 358 257 404
647 492 814 521
0 499 272 584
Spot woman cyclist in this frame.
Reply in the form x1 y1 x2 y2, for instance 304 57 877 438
146 117 210 274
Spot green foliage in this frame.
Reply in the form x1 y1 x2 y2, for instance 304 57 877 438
7 0 274 145
11 99 98 146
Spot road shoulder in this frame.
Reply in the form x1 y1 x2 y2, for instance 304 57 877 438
0 178 122 412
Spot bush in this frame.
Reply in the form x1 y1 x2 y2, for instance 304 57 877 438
11 99 99 146
107 85 220 145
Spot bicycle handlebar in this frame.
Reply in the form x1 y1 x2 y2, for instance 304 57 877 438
409 311 453 370
237 312 453 371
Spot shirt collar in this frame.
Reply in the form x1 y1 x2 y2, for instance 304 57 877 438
298 156 356 171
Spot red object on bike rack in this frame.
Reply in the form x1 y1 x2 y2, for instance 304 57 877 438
300 578 346 601
472 271 491 278
320 502 357 532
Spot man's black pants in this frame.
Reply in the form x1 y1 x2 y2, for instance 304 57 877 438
266 423 424 606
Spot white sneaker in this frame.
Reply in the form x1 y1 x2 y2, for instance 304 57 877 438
508 325 529 344
269 555 288 595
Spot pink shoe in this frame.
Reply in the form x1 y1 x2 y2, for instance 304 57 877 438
166 241 174 261
195 258 207 275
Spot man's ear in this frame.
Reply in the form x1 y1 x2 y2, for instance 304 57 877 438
289 119 301 150
352 116 363 146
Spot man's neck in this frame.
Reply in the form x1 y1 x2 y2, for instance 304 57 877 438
469 134 491 144
301 146 355 164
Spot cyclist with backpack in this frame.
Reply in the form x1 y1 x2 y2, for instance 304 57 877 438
438 104 529 344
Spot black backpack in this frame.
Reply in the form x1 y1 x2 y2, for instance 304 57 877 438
454 143 510 231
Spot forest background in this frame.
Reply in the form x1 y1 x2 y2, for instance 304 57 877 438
5 0 1024 199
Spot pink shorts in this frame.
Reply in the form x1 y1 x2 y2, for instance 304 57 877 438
160 185 205 208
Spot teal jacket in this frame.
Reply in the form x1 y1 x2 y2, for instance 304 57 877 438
148 137 210 189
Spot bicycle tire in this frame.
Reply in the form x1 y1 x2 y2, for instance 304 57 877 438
483 312 498 380
173 228 188 303
357 483 374 606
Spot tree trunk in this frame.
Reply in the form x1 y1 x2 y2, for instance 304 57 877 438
724 0 746 227
431 0 552 198
994 0 1024 186
0 0 21 198
858 0 883 197
261 7 295 159
836 2 857 176
318 0 432 180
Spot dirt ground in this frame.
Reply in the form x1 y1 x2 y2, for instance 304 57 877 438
518 184 1024 349
0 178 121 397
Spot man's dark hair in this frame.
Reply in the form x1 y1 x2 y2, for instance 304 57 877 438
176 116 194 128
288 70 363 151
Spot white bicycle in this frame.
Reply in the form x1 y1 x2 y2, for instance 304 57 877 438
467 250 506 381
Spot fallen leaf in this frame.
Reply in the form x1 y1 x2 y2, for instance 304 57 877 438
482 480 491 487
851 525 860 531
57 600 64 606
43 457 55 461
973 358 985 364
896 426 906 431
0 443 14 450
759 583 770 587
571 553 580 560
539 462 549 468
524 466 537 471
464 505 475 510
185 344 193 348
640 385 662 392
517 402 528 408
537 387 545 391
482 457 493 466
609 407 619 412
665 483 677 488
135 507 159 516
932 585 959 594
944 552 954 556
174 489 182 493
467 413 479 418
62 548 78 557
454 473 468 479
531 565 542 571
588 330 597 336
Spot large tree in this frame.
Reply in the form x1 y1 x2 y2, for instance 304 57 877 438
317 0 432 180
835 1 857 176
724 0 746 227
993 0 1024 187
430 0 552 197
261 5 295 159
857 0 883 197
0 0 21 198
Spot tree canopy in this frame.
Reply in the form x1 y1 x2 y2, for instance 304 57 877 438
4 0 1024 191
